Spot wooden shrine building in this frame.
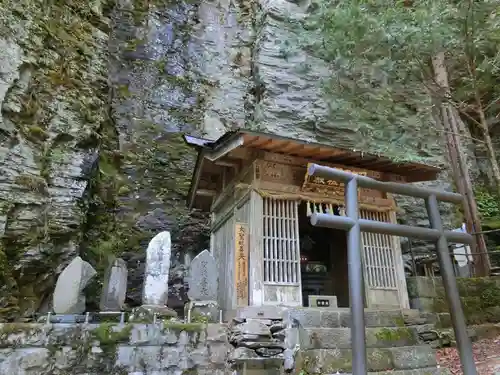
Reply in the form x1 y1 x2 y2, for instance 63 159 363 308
183 130 441 313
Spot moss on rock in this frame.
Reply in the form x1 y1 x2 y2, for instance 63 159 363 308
0 0 113 319
374 327 414 343
162 321 205 333
92 323 133 347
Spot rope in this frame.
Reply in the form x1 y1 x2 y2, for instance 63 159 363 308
234 182 397 212
253 188 395 212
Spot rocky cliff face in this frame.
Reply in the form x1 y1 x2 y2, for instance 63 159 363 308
0 0 111 318
0 0 472 319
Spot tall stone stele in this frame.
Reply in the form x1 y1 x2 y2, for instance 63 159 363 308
52 256 97 314
137 231 177 318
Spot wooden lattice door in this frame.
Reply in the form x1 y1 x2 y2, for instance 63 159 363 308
359 210 408 308
262 198 302 305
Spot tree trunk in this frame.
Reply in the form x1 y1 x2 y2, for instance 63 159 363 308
475 98 500 195
431 52 491 276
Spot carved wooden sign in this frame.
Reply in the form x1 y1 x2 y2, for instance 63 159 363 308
303 163 367 192
255 159 391 206
262 151 385 179
235 223 249 307
255 160 305 185
301 163 391 204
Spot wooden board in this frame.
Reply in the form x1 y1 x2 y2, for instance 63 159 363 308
235 223 249 307
254 160 390 206
255 160 304 185
260 151 410 182
302 165 384 200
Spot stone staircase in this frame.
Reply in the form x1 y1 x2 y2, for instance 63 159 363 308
290 307 448 375
227 306 449 375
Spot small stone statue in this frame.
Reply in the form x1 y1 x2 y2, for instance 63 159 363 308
52 256 97 314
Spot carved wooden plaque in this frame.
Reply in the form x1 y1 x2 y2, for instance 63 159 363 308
261 151 408 182
302 164 388 205
256 160 304 185
254 158 391 206
235 223 249 307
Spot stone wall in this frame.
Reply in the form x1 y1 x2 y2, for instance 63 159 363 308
407 276 500 325
0 322 229 375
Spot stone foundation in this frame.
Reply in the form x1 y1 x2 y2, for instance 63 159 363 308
228 306 444 375
0 307 450 375
407 276 500 325
0 322 229 375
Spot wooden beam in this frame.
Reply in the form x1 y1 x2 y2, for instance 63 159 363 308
214 159 239 168
205 135 244 162
211 162 256 212
228 147 256 160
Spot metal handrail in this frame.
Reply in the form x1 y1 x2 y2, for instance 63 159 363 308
307 163 477 375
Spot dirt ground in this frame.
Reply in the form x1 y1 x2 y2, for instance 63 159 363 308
437 336 500 374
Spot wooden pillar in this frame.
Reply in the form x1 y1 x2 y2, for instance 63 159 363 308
248 190 264 306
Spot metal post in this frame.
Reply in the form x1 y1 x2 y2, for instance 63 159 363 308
426 195 477 375
307 163 477 374
345 177 367 375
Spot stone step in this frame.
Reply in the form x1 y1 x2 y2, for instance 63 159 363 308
326 368 447 375
286 308 435 328
224 367 447 375
233 306 436 326
297 346 437 373
301 326 433 349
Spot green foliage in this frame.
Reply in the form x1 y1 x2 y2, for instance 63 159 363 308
475 185 500 220
298 0 500 162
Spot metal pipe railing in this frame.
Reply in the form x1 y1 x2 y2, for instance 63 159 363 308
308 164 464 203
311 214 473 244
307 163 477 375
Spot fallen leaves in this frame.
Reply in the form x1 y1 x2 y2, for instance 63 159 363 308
436 335 500 375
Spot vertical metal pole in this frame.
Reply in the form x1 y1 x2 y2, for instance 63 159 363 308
345 177 367 375
426 195 477 375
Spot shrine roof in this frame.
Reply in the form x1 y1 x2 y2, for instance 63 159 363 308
183 129 443 210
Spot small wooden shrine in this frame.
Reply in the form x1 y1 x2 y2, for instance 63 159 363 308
183 130 441 313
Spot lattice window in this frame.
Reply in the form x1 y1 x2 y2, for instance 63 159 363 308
360 210 398 289
263 198 300 284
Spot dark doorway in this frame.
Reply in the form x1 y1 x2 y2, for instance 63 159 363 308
298 202 349 307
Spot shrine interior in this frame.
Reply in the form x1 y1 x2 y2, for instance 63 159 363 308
298 202 350 308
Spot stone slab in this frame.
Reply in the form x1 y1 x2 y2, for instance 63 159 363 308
236 306 287 320
187 250 218 301
299 346 436 372
302 327 420 349
52 256 97 314
142 231 172 306
100 257 128 311
389 346 436 370
410 297 436 312
283 308 414 328
323 368 449 375
406 277 437 299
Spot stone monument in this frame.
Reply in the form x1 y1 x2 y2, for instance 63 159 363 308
100 257 128 311
185 249 219 322
52 256 97 315
135 231 177 319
